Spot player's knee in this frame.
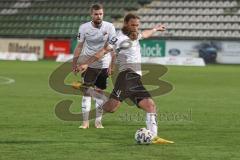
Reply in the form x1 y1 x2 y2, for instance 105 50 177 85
103 99 120 113
148 103 156 112
139 98 156 113
148 99 156 112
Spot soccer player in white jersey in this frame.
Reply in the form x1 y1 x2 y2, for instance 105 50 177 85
72 4 116 129
78 13 174 144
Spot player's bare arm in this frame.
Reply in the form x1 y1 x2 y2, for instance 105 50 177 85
108 51 116 75
72 42 84 73
77 44 113 73
141 24 166 38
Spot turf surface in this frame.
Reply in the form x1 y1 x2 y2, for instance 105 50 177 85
0 60 240 160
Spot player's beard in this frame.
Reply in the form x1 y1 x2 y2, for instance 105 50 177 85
129 31 138 40
93 19 102 27
122 26 139 40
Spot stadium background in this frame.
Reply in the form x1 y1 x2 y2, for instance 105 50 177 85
1 0 240 160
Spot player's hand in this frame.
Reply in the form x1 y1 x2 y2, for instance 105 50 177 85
77 64 88 73
153 24 166 32
72 65 79 75
107 66 114 76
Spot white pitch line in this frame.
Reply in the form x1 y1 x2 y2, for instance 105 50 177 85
0 76 15 85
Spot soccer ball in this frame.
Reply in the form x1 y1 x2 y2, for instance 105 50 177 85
135 128 153 144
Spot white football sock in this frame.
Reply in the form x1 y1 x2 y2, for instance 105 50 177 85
94 97 104 123
81 96 91 121
146 113 158 137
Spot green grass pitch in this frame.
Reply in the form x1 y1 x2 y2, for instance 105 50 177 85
0 60 240 160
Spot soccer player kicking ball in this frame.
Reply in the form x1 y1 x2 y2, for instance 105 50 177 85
72 4 116 129
78 13 174 144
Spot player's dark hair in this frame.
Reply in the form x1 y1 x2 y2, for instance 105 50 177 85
123 13 140 23
122 13 140 37
90 3 103 12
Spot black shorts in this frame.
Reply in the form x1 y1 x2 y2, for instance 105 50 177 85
110 69 151 105
81 67 108 90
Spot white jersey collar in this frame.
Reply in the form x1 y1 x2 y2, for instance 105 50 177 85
91 21 103 29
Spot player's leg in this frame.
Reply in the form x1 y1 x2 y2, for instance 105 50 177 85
137 98 157 136
94 68 109 128
79 68 99 129
126 70 174 144
80 95 91 129
102 98 121 113
138 98 174 144
84 70 126 126
98 71 124 113
92 69 125 120
122 70 157 136
93 88 105 128
126 70 158 136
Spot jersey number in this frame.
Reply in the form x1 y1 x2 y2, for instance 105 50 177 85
109 37 118 45
77 33 81 40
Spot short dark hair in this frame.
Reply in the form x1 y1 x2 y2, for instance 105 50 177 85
124 13 140 23
90 3 103 12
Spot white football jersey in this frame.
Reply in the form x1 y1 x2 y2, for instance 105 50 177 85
77 21 116 68
109 30 142 76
